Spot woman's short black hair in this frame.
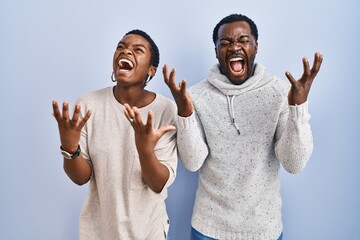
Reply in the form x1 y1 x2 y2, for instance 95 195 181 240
124 29 160 68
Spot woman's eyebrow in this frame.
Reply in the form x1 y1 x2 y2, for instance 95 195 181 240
132 43 147 49
116 42 147 50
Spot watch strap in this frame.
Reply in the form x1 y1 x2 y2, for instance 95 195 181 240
60 145 81 159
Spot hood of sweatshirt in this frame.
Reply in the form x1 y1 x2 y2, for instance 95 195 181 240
206 63 270 135
207 63 267 96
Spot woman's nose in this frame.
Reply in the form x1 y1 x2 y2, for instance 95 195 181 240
120 48 132 55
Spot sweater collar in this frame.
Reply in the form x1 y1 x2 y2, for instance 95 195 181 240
207 63 265 96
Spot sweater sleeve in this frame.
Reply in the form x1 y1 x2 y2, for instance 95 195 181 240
177 111 209 172
274 101 313 174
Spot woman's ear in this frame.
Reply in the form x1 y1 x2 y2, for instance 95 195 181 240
148 66 156 78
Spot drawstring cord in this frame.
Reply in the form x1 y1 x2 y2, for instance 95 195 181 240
226 95 241 135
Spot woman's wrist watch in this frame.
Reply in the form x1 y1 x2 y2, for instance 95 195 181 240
60 145 81 159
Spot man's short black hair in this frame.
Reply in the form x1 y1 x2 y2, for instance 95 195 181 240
123 29 160 68
212 14 258 45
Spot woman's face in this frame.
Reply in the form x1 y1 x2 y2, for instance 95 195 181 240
113 34 155 86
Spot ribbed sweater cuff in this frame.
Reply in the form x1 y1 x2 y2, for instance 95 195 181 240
177 112 197 129
288 101 310 120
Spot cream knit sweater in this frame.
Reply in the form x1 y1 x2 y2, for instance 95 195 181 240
76 87 177 240
177 63 313 240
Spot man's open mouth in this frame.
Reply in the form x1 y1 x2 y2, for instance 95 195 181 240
229 56 244 73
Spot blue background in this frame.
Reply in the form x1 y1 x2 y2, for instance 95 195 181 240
1 0 359 239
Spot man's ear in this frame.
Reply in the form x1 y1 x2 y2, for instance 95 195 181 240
215 47 219 59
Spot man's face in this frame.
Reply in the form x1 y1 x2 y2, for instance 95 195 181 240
215 21 258 85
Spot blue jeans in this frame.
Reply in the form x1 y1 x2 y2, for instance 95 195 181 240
191 227 283 240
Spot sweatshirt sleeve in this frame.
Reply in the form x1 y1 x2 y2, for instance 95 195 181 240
274 101 313 174
155 129 177 193
177 111 209 172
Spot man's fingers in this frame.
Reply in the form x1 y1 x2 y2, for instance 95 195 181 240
285 71 297 86
180 80 187 96
169 68 176 82
168 68 178 90
302 57 311 77
311 52 323 76
162 64 176 86
163 64 179 91
162 64 169 84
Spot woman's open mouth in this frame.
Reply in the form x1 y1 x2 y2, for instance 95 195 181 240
118 58 134 72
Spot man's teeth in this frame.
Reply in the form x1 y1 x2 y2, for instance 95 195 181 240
119 59 134 68
230 57 243 62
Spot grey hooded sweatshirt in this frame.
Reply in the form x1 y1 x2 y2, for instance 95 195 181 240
177 63 313 240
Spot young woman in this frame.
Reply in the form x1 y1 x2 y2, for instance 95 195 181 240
52 29 177 240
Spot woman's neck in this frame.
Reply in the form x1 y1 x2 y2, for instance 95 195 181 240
113 85 155 108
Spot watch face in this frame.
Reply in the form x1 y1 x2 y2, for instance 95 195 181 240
60 145 81 159
60 149 72 159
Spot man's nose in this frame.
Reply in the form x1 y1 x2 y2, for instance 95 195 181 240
229 41 242 51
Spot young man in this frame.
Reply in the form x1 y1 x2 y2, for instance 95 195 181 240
53 29 177 240
163 14 323 240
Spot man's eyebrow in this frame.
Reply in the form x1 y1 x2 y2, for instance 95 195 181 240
219 36 232 41
239 34 250 38
219 34 250 41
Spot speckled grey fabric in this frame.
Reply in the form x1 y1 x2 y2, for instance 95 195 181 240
177 63 313 240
